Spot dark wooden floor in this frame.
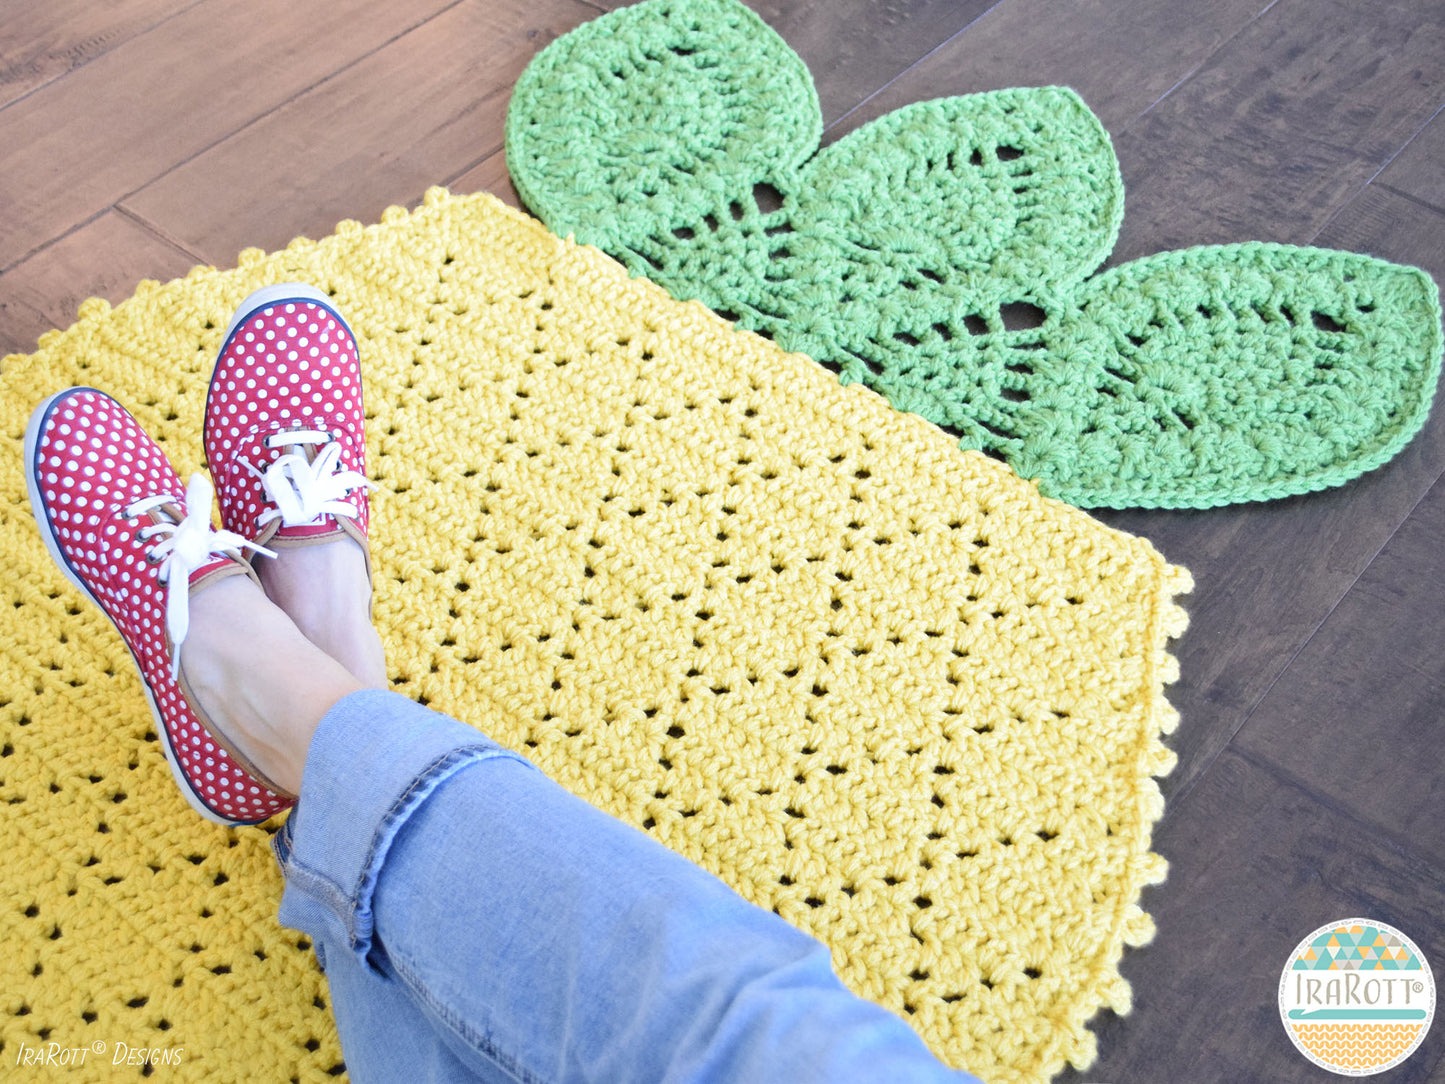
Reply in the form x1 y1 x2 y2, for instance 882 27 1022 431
3 1 1443 1081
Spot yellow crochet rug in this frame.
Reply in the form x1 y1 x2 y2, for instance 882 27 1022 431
0 189 1189 1083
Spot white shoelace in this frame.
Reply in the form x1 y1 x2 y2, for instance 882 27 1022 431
126 474 274 678
246 430 373 531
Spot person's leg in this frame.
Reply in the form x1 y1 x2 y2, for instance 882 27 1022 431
273 691 979 1084
181 274 980 1082
25 385 494 1079
179 571 533 1083
180 571 978 1083
30 382 973 1083
299 916 516 1084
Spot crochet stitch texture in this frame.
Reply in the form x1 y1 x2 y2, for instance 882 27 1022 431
0 189 1188 1083
506 0 1444 510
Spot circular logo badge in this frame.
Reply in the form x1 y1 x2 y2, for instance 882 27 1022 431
1279 918 1435 1075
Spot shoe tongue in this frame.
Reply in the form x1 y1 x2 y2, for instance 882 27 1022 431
279 438 319 461
272 429 329 459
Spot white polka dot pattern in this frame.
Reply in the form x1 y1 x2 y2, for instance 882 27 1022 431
28 389 294 825
205 298 370 546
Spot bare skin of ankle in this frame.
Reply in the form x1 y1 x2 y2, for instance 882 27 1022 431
253 538 389 689
180 575 367 796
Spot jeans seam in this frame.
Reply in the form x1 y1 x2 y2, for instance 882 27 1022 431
281 861 358 926
277 746 536 951
387 945 550 1084
346 746 536 948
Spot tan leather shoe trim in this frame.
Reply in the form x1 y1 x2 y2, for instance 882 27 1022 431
168 558 297 800
254 517 374 623
174 662 297 801
187 555 262 596
262 520 373 588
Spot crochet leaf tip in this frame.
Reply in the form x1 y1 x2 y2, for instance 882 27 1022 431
1025 243 1445 507
506 0 1443 509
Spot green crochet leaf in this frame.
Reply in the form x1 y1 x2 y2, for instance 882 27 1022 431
507 4 1125 413
506 0 820 252
507 0 1445 508
791 89 1122 307
1007 244 1444 508
776 91 1121 435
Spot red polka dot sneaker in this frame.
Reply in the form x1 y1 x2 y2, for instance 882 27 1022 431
25 388 293 825
204 284 372 579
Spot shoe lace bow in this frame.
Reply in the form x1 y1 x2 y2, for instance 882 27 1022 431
125 473 273 678
247 430 372 530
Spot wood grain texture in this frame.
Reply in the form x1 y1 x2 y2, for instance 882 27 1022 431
583 0 1003 127
1091 15 1445 805
1377 108 1445 212
1106 0 1445 263
120 0 595 267
0 0 198 109
743 0 1004 125
0 0 459 270
448 148 523 209
1232 469 1445 868
0 211 196 360
827 0 1272 137
1313 184 1445 271
1056 749 1445 1084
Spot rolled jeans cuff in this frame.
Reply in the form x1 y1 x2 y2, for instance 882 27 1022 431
271 688 535 968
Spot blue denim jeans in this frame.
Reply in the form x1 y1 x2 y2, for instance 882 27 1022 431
271 689 981 1083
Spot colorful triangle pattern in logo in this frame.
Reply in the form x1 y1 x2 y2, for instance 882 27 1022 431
1292 924 1423 971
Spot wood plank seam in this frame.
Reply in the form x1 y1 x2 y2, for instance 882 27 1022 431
0 0 210 118
1310 182 1445 258
1229 742 1445 884
1115 0 1281 136
0 206 115 279
0 0 478 274
1185 467 1444 816
1339 101 1445 207
444 149 505 191
820 0 1011 138
102 0 479 233
1375 180 1445 221
110 204 207 265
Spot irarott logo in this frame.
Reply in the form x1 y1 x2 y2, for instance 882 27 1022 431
1279 919 1435 1076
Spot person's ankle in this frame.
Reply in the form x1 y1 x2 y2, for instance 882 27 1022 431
254 538 389 688
179 575 364 796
